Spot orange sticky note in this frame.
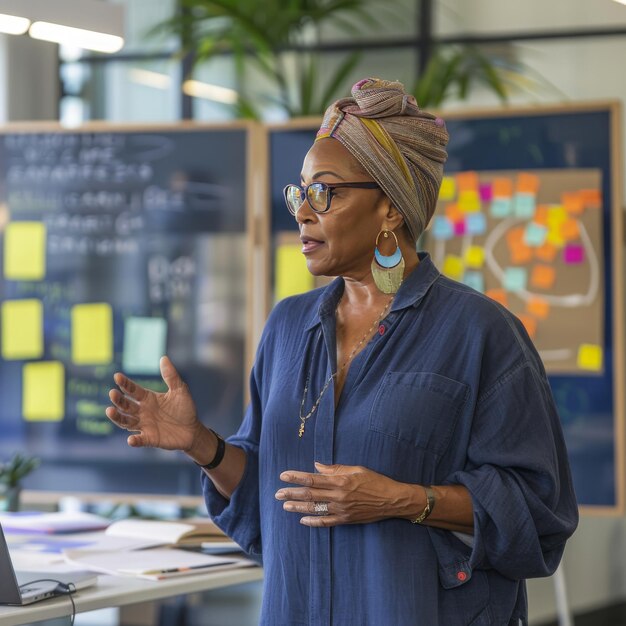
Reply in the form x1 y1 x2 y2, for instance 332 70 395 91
577 344 603 371
527 297 550 319
535 242 557 262
506 227 525 247
562 192 584 215
517 314 537 339
445 203 463 223
510 242 533 265
516 173 540 195
560 218 580 241
485 289 508 308
492 178 513 198
579 189 602 208
456 171 479 192
506 226 532 263
530 265 556 289
533 205 549 227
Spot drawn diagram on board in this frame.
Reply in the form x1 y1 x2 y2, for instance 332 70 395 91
423 169 603 375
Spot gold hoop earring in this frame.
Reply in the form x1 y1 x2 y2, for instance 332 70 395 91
371 229 405 294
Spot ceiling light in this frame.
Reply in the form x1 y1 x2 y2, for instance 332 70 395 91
0 0 124 53
30 22 123 54
182 80 238 104
0 12 30 35
129 68 172 90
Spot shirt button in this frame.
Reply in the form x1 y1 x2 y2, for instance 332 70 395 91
456 571 467 582
378 324 386 335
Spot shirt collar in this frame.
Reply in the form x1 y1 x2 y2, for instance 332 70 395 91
302 252 440 331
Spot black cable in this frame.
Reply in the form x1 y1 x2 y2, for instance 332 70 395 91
18 578 77 625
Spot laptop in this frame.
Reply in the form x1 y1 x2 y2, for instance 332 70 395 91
0 522 98 606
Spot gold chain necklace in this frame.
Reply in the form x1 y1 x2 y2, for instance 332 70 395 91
298 295 394 438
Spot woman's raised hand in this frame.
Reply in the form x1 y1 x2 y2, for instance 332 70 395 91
106 355 201 451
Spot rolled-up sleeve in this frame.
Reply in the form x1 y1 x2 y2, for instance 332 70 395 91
448 359 579 580
201 341 267 561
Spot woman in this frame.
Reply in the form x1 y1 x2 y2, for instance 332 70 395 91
106 78 578 625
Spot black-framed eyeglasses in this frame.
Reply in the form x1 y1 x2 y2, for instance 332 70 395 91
283 181 380 216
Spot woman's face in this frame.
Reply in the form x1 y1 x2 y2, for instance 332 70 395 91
296 138 391 279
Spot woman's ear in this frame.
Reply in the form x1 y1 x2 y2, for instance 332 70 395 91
380 200 405 232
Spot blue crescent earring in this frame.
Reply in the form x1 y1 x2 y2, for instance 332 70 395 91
371 229 405 294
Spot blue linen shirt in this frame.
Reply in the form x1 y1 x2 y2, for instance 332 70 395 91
202 253 578 626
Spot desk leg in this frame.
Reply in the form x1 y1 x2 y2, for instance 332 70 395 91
553 561 573 626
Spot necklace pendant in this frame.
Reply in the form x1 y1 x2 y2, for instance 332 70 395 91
298 422 305 438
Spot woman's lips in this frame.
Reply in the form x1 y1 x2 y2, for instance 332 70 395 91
301 238 324 254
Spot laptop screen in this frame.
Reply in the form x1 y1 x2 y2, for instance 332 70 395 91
0 523 24 605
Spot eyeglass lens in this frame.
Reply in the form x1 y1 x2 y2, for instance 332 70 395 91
285 183 329 215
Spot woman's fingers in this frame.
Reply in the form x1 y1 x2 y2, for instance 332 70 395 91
108 389 140 417
159 356 184 391
105 406 140 431
113 372 148 401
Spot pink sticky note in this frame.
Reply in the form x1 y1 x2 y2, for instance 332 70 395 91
454 219 466 236
564 244 584 264
479 183 493 202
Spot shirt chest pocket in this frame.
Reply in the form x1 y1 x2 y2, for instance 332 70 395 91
369 371 469 456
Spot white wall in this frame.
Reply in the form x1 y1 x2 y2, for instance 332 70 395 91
0 34 58 122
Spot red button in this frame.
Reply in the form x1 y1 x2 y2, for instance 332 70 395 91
456 571 467 582
378 324 386 335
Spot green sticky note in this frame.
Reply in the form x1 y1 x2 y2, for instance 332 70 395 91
123 317 168 375
503 267 528 292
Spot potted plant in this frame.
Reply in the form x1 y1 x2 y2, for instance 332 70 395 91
0 453 41 512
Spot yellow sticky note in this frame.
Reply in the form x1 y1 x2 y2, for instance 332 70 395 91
547 205 567 228
464 245 485 269
577 344 603 372
442 255 464 281
1 299 43 359
275 244 314 301
546 225 565 248
439 177 456 201
71 303 113 365
3 221 46 281
23 361 65 421
458 190 481 213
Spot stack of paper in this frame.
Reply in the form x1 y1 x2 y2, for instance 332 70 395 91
63 548 256 580
0 511 110 534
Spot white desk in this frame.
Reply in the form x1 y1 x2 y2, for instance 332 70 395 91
0 567 264 626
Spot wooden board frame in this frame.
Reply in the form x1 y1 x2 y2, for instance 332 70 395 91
265 102 624 514
0 120 268 502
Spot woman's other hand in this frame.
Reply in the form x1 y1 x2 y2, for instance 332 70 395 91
106 355 201 451
275 462 411 527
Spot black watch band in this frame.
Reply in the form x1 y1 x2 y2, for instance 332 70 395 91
197 429 226 470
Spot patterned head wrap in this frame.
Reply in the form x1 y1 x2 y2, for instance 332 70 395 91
316 77 449 241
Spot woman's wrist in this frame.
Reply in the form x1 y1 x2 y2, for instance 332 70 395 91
185 423 219 466
388 481 429 521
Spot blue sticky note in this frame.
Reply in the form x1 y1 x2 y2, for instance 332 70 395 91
514 193 536 219
463 271 485 293
431 216 454 240
123 317 168 375
465 212 487 236
503 267 528 292
490 198 512 218
524 222 547 247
